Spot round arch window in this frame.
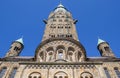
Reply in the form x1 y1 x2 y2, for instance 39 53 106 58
28 72 41 78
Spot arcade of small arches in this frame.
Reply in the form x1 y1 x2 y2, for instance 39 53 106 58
28 71 93 78
36 43 86 62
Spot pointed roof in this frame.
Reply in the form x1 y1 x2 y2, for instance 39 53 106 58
97 38 106 45
16 37 24 45
54 3 67 13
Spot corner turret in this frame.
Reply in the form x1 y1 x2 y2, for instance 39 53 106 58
5 37 24 57
97 38 115 58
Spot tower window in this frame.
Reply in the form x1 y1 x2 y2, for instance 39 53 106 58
10 68 17 78
59 19 62 22
104 47 110 52
53 19 56 22
14 47 20 51
58 52 63 59
64 19 68 22
114 67 120 78
0 67 7 78
104 67 111 78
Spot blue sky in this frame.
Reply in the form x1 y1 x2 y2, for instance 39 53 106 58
0 0 120 58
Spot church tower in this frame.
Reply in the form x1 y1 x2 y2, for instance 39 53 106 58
35 4 86 62
97 38 115 57
5 38 24 57
0 3 120 78
42 4 78 41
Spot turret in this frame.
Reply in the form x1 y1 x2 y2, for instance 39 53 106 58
97 38 115 57
5 38 24 57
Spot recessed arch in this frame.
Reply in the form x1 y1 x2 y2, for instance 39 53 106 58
67 47 75 61
68 47 75 52
78 51 82 60
28 72 41 78
39 51 44 60
46 47 54 61
56 45 65 50
46 47 54 52
80 72 93 78
54 71 68 78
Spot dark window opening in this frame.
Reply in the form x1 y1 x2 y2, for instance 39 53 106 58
64 76 68 78
58 51 63 59
29 76 32 78
54 76 57 78
59 19 62 22
59 76 62 78
114 67 120 78
10 68 17 78
38 76 41 78
104 67 111 78
14 47 20 51
104 47 110 52
0 67 7 78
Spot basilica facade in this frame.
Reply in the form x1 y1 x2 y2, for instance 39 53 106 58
0 4 120 78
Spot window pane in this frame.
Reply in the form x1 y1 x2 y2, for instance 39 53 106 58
104 68 111 78
10 68 17 78
59 53 63 59
0 67 7 78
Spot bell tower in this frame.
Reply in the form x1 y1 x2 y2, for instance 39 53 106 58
97 38 115 57
35 3 86 62
42 3 78 41
5 38 24 57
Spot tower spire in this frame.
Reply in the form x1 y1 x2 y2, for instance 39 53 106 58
42 4 79 41
97 38 105 45
16 37 24 45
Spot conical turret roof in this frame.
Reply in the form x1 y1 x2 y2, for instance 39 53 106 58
54 3 67 13
97 38 106 45
16 37 24 45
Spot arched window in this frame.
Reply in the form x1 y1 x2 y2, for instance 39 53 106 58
54 76 57 78
56 45 65 59
46 47 54 61
58 50 63 59
0 67 7 78
59 76 62 78
80 72 93 78
9 67 17 78
39 51 44 60
68 47 74 61
54 71 68 78
28 76 32 78
104 67 111 78
28 72 41 78
114 67 120 78
78 51 82 61
14 46 20 51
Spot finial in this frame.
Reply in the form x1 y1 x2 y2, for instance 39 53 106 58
57 1 64 8
60 1 62 4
